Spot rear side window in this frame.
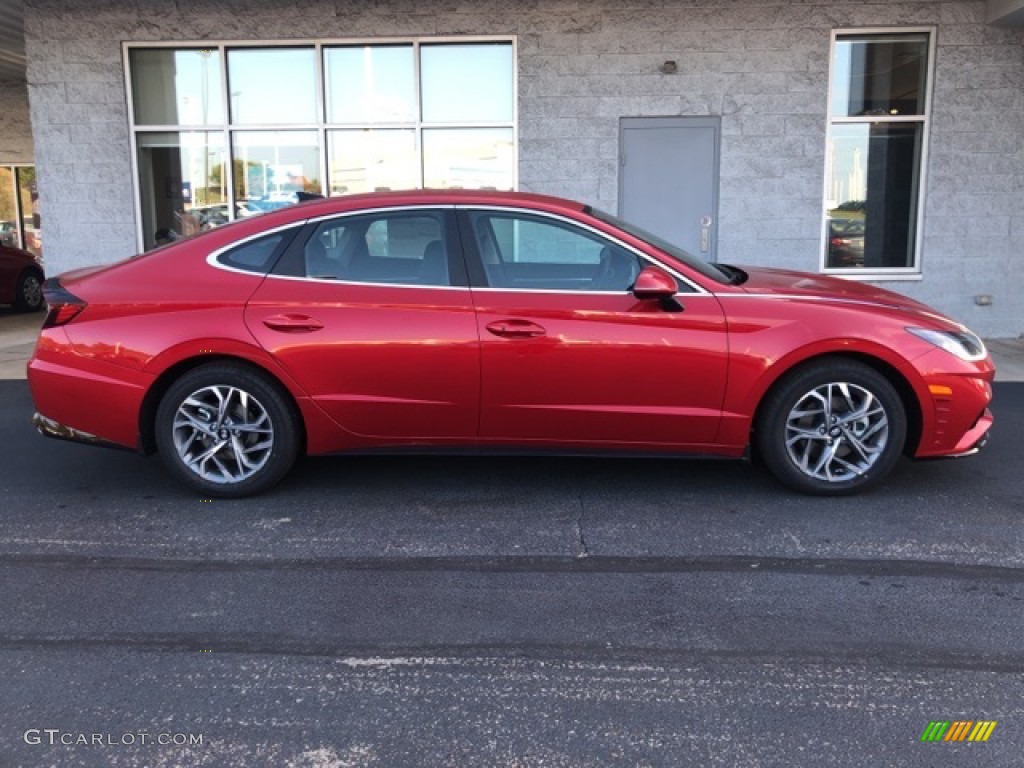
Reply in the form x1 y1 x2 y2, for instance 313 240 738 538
280 210 453 287
215 229 296 274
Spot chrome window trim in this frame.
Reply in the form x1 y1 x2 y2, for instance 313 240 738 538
205 203 715 296
205 221 308 276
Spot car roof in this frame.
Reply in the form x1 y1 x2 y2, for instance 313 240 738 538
270 189 589 220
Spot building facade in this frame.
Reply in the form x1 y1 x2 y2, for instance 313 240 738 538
10 0 1024 335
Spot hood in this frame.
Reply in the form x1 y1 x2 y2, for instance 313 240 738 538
735 265 943 317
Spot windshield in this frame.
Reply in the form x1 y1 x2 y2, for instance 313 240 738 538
587 207 732 284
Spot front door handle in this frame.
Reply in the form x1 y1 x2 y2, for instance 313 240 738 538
262 314 324 333
485 319 547 338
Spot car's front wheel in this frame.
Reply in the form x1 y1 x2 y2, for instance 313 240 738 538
155 363 301 497
755 359 907 495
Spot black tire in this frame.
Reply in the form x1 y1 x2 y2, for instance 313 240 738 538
14 269 44 312
755 359 907 495
154 363 301 498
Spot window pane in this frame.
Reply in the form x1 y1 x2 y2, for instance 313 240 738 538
232 131 321 209
328 130 418 195
216 231 289 274
831 34 928 117
130 49 224 126
136 132 227 248
825 123 923 269
0 167 17 248
324 45 416 124
228 48 317 125
470 212 641 291
423 128 514 190
16 167 41 259
297 212 450 286
421 43 513 123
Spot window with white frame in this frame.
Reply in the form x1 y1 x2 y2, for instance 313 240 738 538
126 40 515 250
823 30 933 274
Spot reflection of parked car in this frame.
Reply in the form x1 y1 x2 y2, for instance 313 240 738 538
0 221 18 248
828 218 865 268
0 243 45 311
28 190 993 498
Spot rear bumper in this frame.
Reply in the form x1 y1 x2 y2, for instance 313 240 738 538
28 327 151 451
33 412 129 451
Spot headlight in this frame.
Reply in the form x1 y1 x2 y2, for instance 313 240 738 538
907 327 987 362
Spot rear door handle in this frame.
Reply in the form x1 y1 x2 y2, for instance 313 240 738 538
262 314 324 333
485 319 546 338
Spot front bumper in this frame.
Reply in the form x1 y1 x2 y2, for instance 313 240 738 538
943 407 992 458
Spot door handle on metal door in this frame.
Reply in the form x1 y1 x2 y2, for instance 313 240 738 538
485 319 546 338
700 215 712 254
261 314 324 333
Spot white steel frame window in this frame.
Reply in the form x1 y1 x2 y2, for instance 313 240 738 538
821 28 936 278
123 38 518 252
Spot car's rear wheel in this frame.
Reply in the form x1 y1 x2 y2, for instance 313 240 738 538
14 269 44 312
755 359 907 495
155 363 300 497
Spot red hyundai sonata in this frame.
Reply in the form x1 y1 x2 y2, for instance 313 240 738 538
28 190 994 497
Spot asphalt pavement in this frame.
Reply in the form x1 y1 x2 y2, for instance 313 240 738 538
0 379 1022 767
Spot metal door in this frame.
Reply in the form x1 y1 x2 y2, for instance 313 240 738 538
619 116 721 261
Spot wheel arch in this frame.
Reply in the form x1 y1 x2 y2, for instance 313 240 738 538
138 354 307 455
750 351 923 458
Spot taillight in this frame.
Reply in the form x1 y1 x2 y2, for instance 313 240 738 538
42 278 87 328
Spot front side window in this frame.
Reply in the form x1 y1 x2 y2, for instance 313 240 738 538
282 211 452 287
468 211 642 292
824 31 932 273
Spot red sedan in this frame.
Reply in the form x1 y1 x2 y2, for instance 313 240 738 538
28 191 994 497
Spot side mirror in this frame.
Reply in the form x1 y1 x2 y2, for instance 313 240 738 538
632 267 684 312
632 266 677 299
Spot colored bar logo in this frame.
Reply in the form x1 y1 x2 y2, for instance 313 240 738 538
921 721 997 742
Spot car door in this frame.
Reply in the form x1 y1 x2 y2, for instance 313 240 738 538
245 208 480 441
460 207 729 448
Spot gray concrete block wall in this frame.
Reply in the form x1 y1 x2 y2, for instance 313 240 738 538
0 80 34 164
22 0 1024 335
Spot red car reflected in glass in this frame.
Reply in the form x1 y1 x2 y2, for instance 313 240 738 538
28 191 994 497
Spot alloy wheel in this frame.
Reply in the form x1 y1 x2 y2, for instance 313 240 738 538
171 385 275 484
784 381 889 483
